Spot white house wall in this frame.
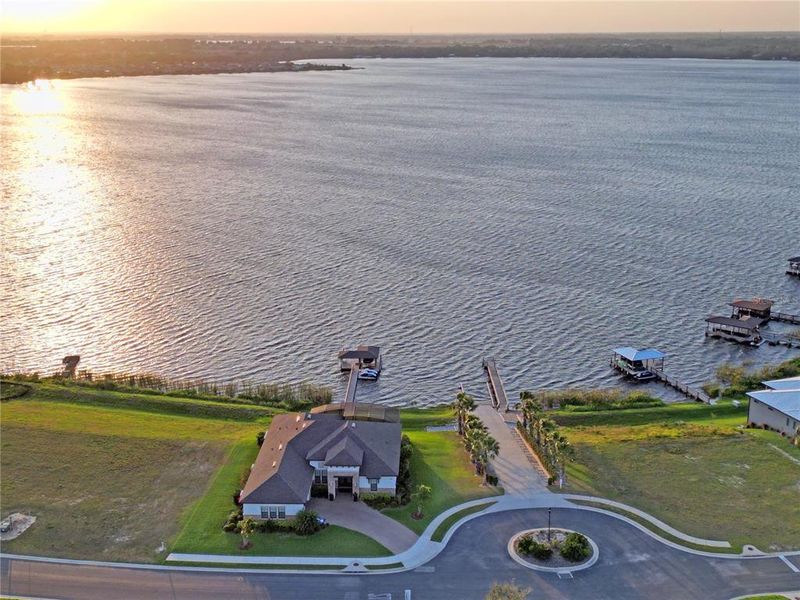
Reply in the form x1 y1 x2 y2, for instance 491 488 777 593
242 503 305 519
749 400 800 437
358 476 397 492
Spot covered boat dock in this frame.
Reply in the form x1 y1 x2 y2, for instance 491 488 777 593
705 316 763 345
611 347 665 381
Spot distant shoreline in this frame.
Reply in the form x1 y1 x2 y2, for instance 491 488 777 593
0 62 353 85
2 33 797 85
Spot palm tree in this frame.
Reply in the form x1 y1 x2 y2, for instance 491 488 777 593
464 413 486 434
536 418 556 449
479 434 500 481
520 394 543 435
468 430 500 477
453 391 477 436
411 484 432 518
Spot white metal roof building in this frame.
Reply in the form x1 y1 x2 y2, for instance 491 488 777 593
746 376 800 440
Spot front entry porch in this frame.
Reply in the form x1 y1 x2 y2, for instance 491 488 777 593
326 466 360 501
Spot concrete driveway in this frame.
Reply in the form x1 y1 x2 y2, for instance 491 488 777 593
307 496 418 554
475 402 549 497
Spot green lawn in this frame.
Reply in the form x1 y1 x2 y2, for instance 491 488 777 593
554 401 800 551
1 388 498 561
431 501 497 542
381 408 503 534
0 384 268 562
170 438 392 557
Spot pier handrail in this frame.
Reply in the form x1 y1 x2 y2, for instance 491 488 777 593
650 368 711 404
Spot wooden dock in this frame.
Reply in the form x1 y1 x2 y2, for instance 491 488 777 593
651 368 712 404
762 332 799 348
344 365 359 404
483 357 509 410
771 311 800 326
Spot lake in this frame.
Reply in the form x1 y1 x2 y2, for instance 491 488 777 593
2 58 799 406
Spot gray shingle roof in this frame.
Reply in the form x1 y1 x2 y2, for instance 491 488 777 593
240 407 400 505
324 436 365 466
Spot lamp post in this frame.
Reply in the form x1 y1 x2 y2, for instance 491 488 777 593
547 507 552 542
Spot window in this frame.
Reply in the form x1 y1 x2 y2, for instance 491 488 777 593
260 505 286 519
369 478 379 492
314 468 328 484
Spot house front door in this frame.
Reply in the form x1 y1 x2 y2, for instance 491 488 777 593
336 476 353 493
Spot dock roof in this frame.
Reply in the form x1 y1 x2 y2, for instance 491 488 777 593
789 257 800 263
338 345 380 360
746 389 800 421
705 316 763 331
612 347 665 362
730 299 774 311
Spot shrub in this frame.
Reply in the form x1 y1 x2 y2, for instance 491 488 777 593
361 492 397 509
254 518 294 534
256 431 265 446
293 509 321 536
485 474 499 486
517 534 552 560
222 508 242 532
560 532 591 562
395 435 413 504
485 582 531 600
310 483 328 498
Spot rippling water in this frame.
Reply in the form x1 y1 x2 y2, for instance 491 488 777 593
2 58 799 406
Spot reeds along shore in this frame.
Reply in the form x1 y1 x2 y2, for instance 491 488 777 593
1 369 332 410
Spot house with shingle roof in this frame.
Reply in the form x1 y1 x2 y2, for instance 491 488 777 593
239 402 401 519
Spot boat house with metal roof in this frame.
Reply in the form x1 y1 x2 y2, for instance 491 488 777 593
747 376 800 441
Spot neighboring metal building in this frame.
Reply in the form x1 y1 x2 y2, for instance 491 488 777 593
239 405 401 519
746 376 800 441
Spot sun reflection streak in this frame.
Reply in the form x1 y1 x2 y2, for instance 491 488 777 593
1 79 111 369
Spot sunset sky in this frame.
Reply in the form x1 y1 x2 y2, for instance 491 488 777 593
2 1 798 35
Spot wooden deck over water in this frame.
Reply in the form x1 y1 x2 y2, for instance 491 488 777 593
771 311 800 326
651 368 712 404
343 365 359 404
483 357 509 410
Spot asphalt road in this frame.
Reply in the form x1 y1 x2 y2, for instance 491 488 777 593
2 508 798 600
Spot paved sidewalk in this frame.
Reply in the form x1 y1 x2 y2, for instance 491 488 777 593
307 497 418 554
475 402 549 497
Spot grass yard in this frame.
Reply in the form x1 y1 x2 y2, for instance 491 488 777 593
431 501 498 542
170 439 392 557
0 393 264 561
554 401 800 551
381 408 503 534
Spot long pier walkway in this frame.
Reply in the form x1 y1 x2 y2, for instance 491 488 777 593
651 368 712 404
762 331 799 348
771 311 800 326
344 365 359 403
482 357 509 411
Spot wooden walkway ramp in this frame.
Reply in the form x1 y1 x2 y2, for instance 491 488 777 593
344 365 359 403
771 311 800 326
651 368 712 404
762 331 799 348
483 357 509 411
